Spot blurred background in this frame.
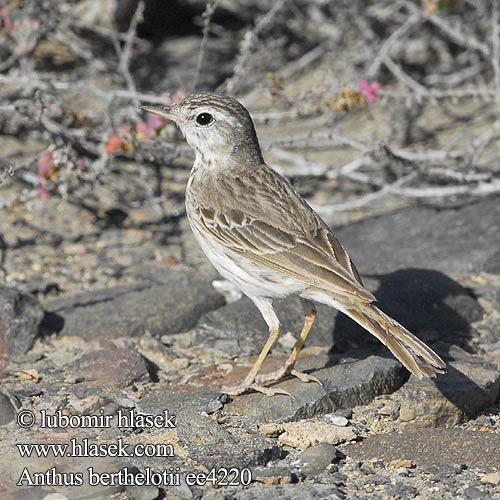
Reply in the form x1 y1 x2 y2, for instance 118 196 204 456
0 0 499 294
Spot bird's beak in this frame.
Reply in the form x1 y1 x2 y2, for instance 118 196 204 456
140 105 177 122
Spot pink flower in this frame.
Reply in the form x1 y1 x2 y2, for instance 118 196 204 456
75 159 87 171
38 186 50 200
0 7 15 33
37 152 57 200
135 121 156 139
147 113 166 130
37 152 55 179
359 80 381 103
136 113 166 140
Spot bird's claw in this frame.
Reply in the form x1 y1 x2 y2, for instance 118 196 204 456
290 369 323 386
255 367 322 386
222 380 292 397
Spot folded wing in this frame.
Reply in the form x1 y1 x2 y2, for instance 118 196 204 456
195 164 374 303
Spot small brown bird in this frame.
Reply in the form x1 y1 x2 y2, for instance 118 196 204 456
142 92 446 396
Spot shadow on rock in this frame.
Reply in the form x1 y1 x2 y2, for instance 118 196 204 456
395 342 500 427
333 268 483 354
434 350 498 419
332 268 498 424
39 311 65 338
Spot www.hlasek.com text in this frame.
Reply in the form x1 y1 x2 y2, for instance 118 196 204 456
17 437 174 458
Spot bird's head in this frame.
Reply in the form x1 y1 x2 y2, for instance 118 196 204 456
141 92 263 164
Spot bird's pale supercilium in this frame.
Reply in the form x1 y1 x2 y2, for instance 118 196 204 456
141 92 446 396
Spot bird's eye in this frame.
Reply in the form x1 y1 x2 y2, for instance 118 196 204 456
195 113 214 126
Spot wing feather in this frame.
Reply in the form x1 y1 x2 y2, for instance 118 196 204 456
192 163 374 303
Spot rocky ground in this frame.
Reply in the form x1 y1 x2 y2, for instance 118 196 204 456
1 1 500 499
0 192 499 500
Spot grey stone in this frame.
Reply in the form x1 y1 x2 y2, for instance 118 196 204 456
227 354 407 422
0 392 16 426
334 409 353 419
378 401 400 418
66 394 104 415
176 408 281 469
384 483 419 498
137 387 221 416
294 443 339 477
334 196 500 276
41 265 224 340
168 477 195 500
126 485 160 500
345 428 500 472
138 387 281 468
225 483 345 500
363 473 389 485
463 486 488 499
202 393 230 414
0 286 44 357
483 249 500 274
195 296 337 358
394 343 500 428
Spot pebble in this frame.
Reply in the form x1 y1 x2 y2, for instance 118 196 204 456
330 472 347 486
278 331 297 350
173 357 190 369
365 473 389 485
65 243 87 255
293 443 338 477
335 408 353 419
378 401 400 417
481 472 500 485
388 459 415 469
127 485 160 500
67 395 102 415
463 485 487 499
18 369 41 382
359 462 374 474
203 394 230 415
324 415 349 427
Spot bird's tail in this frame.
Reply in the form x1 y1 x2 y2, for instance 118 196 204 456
342 302 446 378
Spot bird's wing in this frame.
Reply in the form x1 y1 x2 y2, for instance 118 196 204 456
193 164 374 303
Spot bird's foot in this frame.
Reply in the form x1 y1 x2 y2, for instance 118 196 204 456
222 376 292 397
255 366 322 386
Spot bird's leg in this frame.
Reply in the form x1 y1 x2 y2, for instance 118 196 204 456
222 326 287 396
222 299 290 397
256 300 322 386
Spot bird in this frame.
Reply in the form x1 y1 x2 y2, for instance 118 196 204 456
141 92 446 396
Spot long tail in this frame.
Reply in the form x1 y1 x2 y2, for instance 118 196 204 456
342 303 446 378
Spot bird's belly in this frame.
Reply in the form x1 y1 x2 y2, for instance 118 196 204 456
192 227 305 300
